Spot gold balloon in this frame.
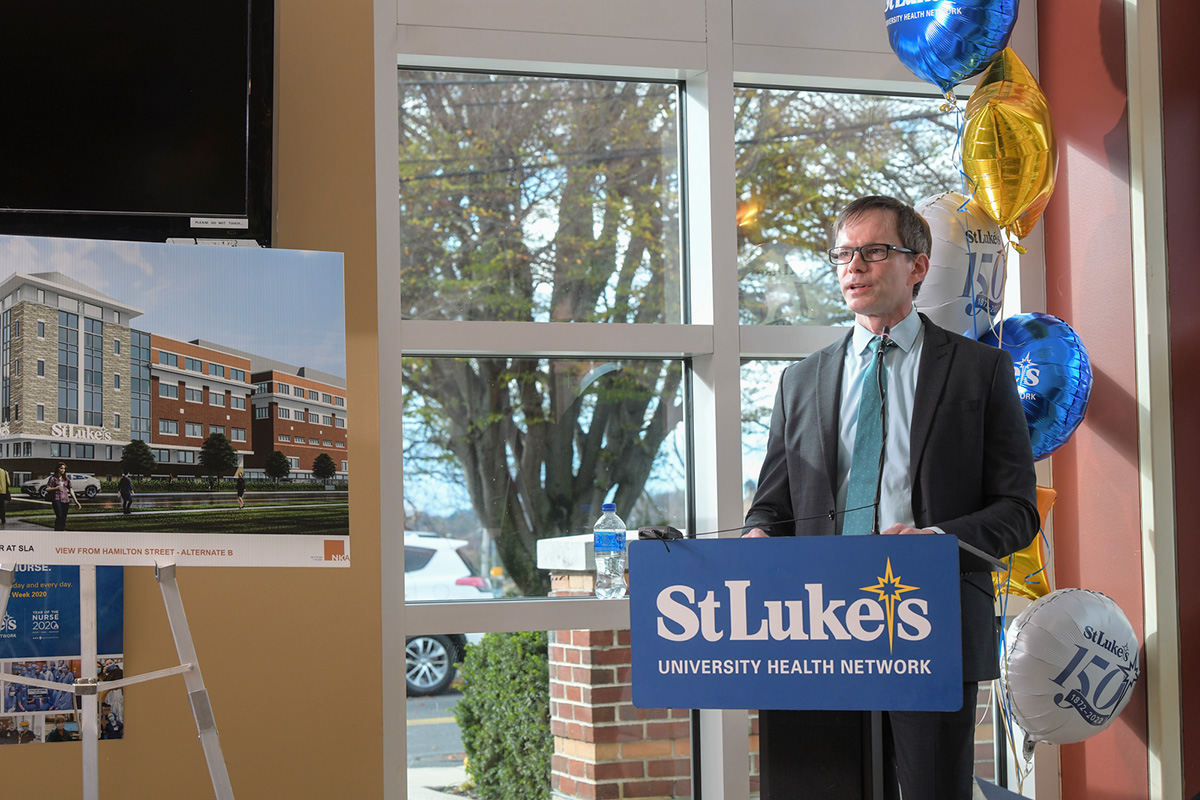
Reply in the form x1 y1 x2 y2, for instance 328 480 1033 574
961 48 1057 239
995 486 1057 600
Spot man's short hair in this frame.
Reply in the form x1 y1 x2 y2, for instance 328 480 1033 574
831 195 931 298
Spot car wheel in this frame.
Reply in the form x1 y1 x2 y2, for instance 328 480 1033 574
84 486 98 498
405 634 457 696
38 487 48 499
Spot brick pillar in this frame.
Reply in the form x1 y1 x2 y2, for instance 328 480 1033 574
539 534 694 800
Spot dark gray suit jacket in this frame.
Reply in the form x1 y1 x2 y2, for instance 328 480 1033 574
745 314 1039 681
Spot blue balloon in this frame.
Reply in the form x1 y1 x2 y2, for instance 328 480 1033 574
980 313 1091 460
885 0 1020 93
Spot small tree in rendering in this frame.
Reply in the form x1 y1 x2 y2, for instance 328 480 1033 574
120 439 157 477
265 450 292 482
312 452 337 482
199 433 239 485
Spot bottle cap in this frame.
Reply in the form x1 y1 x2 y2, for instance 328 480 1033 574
602 503 616 512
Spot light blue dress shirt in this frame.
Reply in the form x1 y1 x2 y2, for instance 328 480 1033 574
835 307 924 534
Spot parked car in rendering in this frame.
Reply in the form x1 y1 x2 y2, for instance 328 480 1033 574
21 473 102 499
404 531 491 695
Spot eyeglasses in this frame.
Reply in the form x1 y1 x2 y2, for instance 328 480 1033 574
827 243 917 265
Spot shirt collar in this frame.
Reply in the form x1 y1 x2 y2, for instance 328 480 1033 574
852 307 921 355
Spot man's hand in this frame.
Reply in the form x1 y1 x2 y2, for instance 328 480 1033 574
742 528 769 538
879 524 937 536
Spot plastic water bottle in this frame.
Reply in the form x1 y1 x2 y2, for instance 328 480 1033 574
593 503 627 599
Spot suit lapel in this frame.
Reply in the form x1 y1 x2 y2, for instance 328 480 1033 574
817 333 851 497
910 316 951 476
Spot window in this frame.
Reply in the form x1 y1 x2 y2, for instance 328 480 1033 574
114 338 121 354
255 381 270 394
231 428 246 442
278 408 291 419
210 425 226 437
231 395 246 410
399 71 682 324
186 422 203 438
11 320 18 338
37 321 45 338
210 392 225 407
209 363 226 378
75 444 94 459
321 415 333 426
159 419 178 435
185 357 203 372
276 382 290 394
734 87 959 325
321 393 332 404
323 440 332 447
12 358 18 377
37 359 45 377
159 351 178 367
255 406 269 419
335 441 346 449
113 372 120 388
50 443 69 457
186 387 203 403
333 396 345 407
36 404 44 422
288 457 299 469
37 289 44 304
278 434 291 442
334 418 345 428
22 442 30 457
159 383 179 399
308 389 319 400
341 461 348 472
230 368 247 382
57 310 79 424
295 436 306 444
152 448 171 463
294 386 305 398
177 450 196 464
114 413 120 429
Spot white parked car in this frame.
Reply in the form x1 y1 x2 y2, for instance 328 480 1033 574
21 473 101 499
404 531 490 695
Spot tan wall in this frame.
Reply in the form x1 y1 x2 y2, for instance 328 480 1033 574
0 2 383 797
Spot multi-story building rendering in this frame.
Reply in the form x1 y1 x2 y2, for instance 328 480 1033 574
0 272 142 482
192 342 348 481
0 272 347 483
148 335 254 472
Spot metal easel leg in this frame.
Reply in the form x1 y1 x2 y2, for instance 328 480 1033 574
156 562 236 800
80 565 101 800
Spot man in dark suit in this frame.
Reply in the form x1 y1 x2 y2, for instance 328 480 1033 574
744 195 1038 799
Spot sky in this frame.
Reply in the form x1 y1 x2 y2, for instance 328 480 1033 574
0 235 346 377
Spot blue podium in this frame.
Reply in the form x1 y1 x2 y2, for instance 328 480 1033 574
628 534 968 800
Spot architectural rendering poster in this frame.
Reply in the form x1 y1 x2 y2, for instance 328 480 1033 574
0 235 350 568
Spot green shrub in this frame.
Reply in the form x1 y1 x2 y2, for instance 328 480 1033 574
454 631 552 800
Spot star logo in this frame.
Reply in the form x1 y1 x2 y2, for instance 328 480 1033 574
1014 353 1039 390
860 558 919 653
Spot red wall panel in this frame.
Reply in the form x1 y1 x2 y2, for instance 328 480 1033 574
1036 0 1149 796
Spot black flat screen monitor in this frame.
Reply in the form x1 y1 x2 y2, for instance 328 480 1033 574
0 1 275 246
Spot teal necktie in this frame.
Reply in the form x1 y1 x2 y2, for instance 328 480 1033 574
843 336 889 535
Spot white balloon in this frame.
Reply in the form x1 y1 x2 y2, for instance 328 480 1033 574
1001 588 1140 745
914 191 1007 339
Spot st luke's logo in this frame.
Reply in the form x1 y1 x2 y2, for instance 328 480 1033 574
654 559 931 646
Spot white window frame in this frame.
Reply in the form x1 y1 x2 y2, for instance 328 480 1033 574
373 3 1047 799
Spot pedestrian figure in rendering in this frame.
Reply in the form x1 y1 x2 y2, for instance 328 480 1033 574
0 463 10 523
235 469 246 509
46 461 82 531
117 471 134 515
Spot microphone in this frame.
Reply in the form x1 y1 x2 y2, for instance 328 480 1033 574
872 326 892 534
